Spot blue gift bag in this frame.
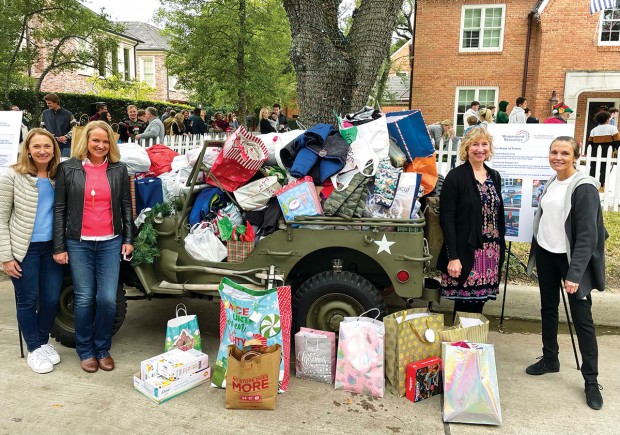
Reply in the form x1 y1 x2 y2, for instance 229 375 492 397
386 110 435 162
135 177 164 214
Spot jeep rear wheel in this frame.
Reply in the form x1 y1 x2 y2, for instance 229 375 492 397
293 271 386 333
50 277 128 348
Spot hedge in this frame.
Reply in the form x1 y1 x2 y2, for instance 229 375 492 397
7 89 229 124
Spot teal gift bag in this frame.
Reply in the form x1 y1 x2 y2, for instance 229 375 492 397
165 304 202 352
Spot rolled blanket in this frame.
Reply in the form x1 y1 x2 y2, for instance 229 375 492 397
280 123 334 169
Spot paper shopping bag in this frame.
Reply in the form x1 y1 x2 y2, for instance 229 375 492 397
233 176 281 211
439 312 490 344
295 328 336 384
225 344 282 410
335 309 385 397
442 342 502 425
384 308 444 397
165 304 202 352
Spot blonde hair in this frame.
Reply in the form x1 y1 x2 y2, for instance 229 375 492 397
260 108 270 120
72 121 120 163
12 128 61 179
459 127 495 162
439 119 453 127
174 113 185 131
478 108 493 123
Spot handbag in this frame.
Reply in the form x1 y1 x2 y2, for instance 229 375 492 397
183 222 228 262
386 110 435 162
225 343 282 410
439 312 490 344
233 176 281 211
164 303 202 351
208 126 268 191
134 176 164 214
335 309 385 398
294 328 336 384
384 308 444 397
442 342 502 425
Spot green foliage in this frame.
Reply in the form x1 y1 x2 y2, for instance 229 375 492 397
132 203 175 266
87 75 158 101
157 0 296 114
7 89 192 125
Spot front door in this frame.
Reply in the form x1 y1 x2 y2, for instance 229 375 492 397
585 99 620 143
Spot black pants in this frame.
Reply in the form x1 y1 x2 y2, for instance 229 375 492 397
452 299 485 322
535 245 598 383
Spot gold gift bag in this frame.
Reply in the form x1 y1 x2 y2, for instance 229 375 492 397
384 308 444 397
439 312 490 344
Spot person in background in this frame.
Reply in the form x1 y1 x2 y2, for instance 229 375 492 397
99 111 112 124
259 108 277 134
509 97 528 124
137 109 147 123
438 127 506 317
161 107 173 122
226 112 239 130
273 103 289 132
182 110 193 135
496 100 509 124
478 108 494 127
171 113 188 136
136 107 165 143
213 112 228 132
463 101 480 128
89 103 108 122
163 110 176 134
427 119 454 149
189 108 206 135
119 105 146 143
53 121 133 373
587 110 620 190
11 105 29 142
488 105 497 122
544 102 572 124
463 115 479 134
525 136 606 411
609 107 618 126
525 108 540 124
41 93 75 158
0 129 63 374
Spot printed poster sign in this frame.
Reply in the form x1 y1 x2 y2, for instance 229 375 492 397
487 124 575 242
0 111 23 173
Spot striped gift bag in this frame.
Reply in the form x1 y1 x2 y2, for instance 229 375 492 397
128 175 137 219
208 126 268 192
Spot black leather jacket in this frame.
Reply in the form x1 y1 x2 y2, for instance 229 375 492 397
53 158 133 253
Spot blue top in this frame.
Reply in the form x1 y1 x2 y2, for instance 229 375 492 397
31 178 54 242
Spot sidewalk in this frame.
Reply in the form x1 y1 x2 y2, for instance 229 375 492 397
0 279 618 435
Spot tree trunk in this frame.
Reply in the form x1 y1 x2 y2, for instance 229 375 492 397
283 0 403 125
236 0 248 127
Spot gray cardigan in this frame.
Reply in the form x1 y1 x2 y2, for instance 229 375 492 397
140 118 165 141
527 172 607 298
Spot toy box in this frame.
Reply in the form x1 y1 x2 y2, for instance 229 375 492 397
405 356 442 403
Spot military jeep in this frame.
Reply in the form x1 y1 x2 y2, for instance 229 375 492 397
51 142 440 347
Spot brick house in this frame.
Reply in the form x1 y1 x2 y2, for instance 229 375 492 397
411 0 620 143
383 41 412 113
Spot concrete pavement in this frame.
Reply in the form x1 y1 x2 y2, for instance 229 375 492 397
1 277 619 434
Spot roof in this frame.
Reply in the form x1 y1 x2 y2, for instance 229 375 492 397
118 21 170 51
385 75 410 102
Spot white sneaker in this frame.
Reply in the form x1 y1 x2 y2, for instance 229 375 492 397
40 344 61 365
27 348 53 374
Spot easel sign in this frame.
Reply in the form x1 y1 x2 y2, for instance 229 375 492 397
0 111 23 174
487 123 575 242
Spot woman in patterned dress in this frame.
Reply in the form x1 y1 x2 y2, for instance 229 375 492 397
437 127 506 317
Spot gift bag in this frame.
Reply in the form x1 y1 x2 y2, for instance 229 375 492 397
227 240 254 263
335 111 390 160
146 144 180 176
165 304 202 352
405 153 439 195
276 176 323 223
208 126 268 191
295 328 336 384
213 279 292 392
225 343 282 410
442 342 502 425
134 176 164 214
439 312 490 344
386 110 435 162
233 176 281 211
373 159 403 207
389 172 423 219
184 223 228 262
335 309 385 398
384 308 444 397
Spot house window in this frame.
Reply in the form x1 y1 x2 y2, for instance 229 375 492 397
599 1 620 45
460 5 506 52
168 75 178 91
140 57 156 87
454 87 498 136
123 48 131 80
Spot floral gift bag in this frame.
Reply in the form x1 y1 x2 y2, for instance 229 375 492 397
335 309 385 398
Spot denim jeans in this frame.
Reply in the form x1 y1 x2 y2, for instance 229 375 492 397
66 237 122 360
60 145 71 158
11 241 63 352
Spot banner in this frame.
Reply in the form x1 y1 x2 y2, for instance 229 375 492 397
0 111 23 174
487 124 575 242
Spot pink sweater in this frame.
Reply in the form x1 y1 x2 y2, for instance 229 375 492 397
82 162 113 237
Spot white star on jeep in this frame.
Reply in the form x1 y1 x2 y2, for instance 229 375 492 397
374 235 395 255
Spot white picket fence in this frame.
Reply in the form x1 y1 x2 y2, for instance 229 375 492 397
127 133 229 155
435 138 620 211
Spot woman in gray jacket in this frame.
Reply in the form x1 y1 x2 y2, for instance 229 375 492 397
0 128 63 374
526 136 607 410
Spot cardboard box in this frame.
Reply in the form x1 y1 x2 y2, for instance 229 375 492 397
133 367 211 404
140 349 179 380
157 348 209 381
405 356 442 403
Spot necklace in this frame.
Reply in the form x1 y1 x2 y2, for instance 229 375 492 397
91 179 98 207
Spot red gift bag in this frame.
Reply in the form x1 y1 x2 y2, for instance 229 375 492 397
208 126 268 191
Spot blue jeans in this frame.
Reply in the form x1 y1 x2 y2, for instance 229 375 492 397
66 237 122 360
11 241 63 352
60 145 71 158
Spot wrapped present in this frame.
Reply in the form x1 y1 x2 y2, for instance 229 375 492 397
276 176 323 223
405 356 442 403
227 240 254 263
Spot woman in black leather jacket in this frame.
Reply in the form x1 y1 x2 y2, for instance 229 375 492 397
53 120 133 373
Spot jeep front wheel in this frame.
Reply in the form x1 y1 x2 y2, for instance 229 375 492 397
50 278 128 348
293 271 386 333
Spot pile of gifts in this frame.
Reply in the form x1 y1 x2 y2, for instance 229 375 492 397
127 107 442 264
